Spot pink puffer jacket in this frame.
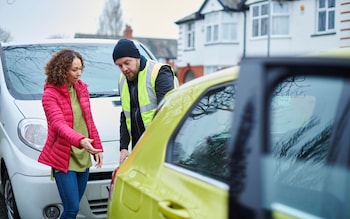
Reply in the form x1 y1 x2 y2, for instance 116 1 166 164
38 80 103 173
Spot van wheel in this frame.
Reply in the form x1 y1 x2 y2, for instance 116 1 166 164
3 170 20 219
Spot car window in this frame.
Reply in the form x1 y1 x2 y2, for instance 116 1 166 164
263 75 347 218
1 42 152 100
169 83 236 183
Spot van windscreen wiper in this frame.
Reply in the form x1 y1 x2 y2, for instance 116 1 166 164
89 92 119 98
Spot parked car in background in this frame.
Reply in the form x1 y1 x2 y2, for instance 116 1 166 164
0 38 157 219
107 48 350 219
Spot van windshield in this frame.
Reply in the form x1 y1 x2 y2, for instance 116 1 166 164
2 42 149 100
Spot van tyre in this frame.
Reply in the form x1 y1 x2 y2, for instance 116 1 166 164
3 170 20 219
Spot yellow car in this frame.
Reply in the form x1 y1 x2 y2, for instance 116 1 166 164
108 48 350 219
107 66 239 219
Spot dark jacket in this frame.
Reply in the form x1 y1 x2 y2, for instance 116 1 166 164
119 55 174 151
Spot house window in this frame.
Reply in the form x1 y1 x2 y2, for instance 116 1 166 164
186 22 195 49
271 2 289 35
206 12 220 43
252 3 268 37
205 66 220 75
317 0 335 33
205 12 237 43
221 13 237 41
252 2 289 37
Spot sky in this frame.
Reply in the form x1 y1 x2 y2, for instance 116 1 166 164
0 0 203 42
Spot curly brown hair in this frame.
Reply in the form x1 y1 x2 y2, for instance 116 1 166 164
45 49 85 86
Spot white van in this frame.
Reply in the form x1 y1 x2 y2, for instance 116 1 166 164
0 38 156 219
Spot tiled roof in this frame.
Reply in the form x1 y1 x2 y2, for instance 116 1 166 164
175 12 204 24
175 0 246 24
135 37 177 60
219 0 244 9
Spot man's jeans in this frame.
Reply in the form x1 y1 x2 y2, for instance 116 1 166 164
54 169 89 219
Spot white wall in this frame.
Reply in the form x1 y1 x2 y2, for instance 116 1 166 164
177 0 345 71
245 1 339 57
177 0 245 69
338 0 350 48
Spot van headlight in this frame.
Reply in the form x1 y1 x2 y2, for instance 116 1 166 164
18 118 47 151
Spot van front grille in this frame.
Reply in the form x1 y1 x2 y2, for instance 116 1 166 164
88 171 112 181
89 198 109 215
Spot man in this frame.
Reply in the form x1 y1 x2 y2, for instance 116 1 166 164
113 38 176 164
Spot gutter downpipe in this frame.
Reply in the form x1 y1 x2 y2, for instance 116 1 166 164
243 9 247 58
267 0 271 57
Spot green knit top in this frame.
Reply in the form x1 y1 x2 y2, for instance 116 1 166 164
68 85 92 171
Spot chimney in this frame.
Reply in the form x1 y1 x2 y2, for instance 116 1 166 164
123 25 133 39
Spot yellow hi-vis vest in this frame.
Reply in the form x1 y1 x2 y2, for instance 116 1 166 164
119 60 175 134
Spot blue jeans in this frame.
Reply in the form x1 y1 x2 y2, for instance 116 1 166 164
54 169 89 219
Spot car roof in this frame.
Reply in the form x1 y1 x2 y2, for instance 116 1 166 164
164 66 239 101
305 47 350 59
180 66 239 89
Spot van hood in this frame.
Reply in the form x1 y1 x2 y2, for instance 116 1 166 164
14 97 121 141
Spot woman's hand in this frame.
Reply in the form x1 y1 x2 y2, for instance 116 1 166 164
94 152 103 168
80 138 103 154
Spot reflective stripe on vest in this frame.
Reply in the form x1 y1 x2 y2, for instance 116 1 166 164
119 60 163 134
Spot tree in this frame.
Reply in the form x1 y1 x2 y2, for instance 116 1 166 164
0 27 13 42
97 0 124 36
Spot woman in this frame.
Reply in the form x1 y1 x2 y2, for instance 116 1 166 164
38 49 103 219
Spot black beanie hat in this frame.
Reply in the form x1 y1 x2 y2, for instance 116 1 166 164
112 38 141 62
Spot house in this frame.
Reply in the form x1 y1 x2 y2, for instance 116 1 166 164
175 0 246 84
74 25 177 69
175 0 350 84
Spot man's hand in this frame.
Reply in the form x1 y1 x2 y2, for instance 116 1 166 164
119 149 129 164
